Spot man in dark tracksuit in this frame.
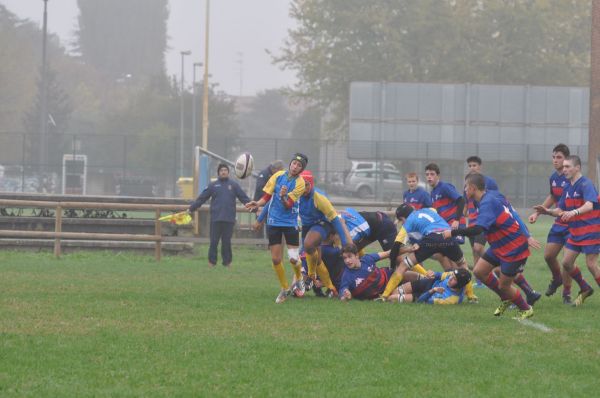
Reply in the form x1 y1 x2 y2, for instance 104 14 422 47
189 163 251 267
253 160 284 201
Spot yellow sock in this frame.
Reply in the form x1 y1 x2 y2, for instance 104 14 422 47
306 251 319 278
358 248 366 257
465 280 476 299
272 262 289 290
382 272 404 298
291 261 302 280
412 263 428 276
316 262 335 291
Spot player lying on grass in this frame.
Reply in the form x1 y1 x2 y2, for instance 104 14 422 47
339 245 391 301
388 268 472 304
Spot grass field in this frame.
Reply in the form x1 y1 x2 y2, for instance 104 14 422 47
1 218 600 397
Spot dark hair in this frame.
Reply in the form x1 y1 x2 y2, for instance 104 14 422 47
341 244 359 255
466 156 482 165
453 268 472 289
553 143 570 157
464 170 480 180
465 173 486 190
291 153 308 171
565 155 581 168
395 203 414 220
425 163 440 175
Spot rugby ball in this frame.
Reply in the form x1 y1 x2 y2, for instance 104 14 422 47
234 152 254 179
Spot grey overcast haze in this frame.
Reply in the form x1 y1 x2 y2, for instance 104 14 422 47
1 0 297 95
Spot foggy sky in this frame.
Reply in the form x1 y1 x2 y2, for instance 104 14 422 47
1 0 297 96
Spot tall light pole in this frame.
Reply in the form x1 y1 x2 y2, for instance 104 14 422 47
179 50 191 178
202 0 210 150
39 0 49 174
192 62 203 152
589 0 600 185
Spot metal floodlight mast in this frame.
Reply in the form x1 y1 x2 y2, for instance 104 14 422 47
179 50 191 178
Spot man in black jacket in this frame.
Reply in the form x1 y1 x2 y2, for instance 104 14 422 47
189 163 251 267
253 160 284 201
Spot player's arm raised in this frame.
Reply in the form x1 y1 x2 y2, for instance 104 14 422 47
313 191 353 246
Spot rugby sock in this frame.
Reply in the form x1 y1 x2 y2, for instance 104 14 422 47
290 261 302 281
306 251 319 278
483 273 503 297
563 268 572 296
412 263 428 276
382 272 403 298
316 262 335 291
514 273 534 296
569 267 591 291
595 275 600 287
512 290 530 311
549 264 563 283
272 262 289 290
464 280 476 299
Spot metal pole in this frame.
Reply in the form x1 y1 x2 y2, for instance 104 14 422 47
589 0 600 184
179 50 191 178
192 62 202 155
202 0 210 150
39 0 49 174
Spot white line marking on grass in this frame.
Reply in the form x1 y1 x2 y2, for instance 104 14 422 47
518 319 552 333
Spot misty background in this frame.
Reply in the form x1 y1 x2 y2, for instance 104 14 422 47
0 0 594 204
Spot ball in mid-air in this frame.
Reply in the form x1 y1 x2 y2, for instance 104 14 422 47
234 152 254 179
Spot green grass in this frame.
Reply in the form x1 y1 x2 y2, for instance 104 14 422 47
1 218 600 397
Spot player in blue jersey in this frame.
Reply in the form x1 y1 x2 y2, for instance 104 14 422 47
534 155 600 307
379 204 478 302
388 268 472 304
339 245 391 301
298 170 353 297
425 163 466 237
246 153 307 303
447 173 541 320
403 172 432 210
529 143 574 304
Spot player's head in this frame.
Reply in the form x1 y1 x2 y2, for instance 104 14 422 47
405 172 419 190
217 163 230 179
395 203 414 222
289 153 308 176
552 143 570 171
424 163 440 187
563 155 581 180
464 173 486 199
341 244 360 268
270 160 284 173
300 170 314 195
450 268 472 289
466 156 482 173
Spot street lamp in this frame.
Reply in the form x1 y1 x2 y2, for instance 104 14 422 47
192 62 203 152
39 0 49 175
179 50 191 178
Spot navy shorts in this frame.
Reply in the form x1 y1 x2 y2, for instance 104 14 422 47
414 233 464 264
302 221 334 243
468 232 486 247
482 249 526 277
546 223 570 246
410 278 435 300
267 226 300 247
564 242 600 255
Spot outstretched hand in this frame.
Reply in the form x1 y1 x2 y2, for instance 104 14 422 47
528 237 542 250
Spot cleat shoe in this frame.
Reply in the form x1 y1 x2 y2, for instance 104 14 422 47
545 279 563 297
313 286 325 297
513 307 534 320
468 295 479 304
325 288 338 299
562 295 573 305
303 275 314 291
292 280 306 298
275 289 291 304
526 291 542 306
572 288 594 307
494 300 512 317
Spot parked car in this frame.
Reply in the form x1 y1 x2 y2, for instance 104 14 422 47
350 161 397 172
343 169 403 199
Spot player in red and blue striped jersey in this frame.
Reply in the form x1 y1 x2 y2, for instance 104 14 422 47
447 173 541 320
534 155 600 307
529 143 574 304
403 172 432 210
425 163 466 242
339 245 391 301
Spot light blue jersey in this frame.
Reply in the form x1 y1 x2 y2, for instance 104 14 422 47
403 208 450 242
339 208 370 242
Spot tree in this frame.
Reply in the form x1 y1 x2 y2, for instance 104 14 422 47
75 0 168 80
238 89 294 139
274 0 591 136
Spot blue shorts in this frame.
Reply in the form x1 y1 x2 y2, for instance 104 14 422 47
564 242 600 255
302 221 334 243
547 223 570 245
482 249 526 277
